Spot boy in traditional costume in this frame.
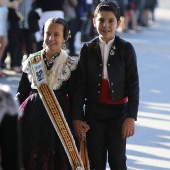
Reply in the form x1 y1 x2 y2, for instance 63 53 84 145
72 1 139 169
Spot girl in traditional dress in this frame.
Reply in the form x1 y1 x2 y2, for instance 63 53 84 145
16 18 77 170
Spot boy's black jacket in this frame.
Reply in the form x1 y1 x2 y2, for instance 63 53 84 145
71 35 139 120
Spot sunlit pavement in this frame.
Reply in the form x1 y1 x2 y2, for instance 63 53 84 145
0 0 170 170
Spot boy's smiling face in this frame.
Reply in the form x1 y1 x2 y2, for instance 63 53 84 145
93 11 120 43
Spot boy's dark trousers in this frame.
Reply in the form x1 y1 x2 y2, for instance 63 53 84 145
85 103 127 170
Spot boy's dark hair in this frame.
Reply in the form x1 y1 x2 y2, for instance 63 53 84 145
94 1 120 21
42 18 69 40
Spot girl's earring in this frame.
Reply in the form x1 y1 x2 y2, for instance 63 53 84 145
61 41 66 50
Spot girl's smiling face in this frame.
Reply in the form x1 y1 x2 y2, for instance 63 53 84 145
93 11 120 43
44 22 65 54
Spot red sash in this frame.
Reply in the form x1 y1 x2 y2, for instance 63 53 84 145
99 79 128 104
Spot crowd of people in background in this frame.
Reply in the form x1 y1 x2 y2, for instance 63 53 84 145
0 0 158 77
0 0 158 169
117 0 158 32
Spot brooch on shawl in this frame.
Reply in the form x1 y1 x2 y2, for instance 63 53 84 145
110 46 116 56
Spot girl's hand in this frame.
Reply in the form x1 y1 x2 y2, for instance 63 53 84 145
72 120 90 140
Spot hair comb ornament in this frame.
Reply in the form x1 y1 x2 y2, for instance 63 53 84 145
67 30 71 40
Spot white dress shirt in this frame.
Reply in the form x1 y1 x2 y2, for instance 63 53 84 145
99 36 115 79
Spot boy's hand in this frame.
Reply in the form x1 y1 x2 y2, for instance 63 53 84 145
72 120 90 141
122 118 135 138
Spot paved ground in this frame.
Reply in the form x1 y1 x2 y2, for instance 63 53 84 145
0 0 170 169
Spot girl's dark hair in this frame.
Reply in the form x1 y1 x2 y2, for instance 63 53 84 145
94 1 120 21
42 18 69 40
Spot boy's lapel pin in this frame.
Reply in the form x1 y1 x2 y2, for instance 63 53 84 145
110 46 116 56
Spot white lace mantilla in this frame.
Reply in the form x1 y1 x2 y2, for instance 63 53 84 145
22 49 77 90
0 90 19 124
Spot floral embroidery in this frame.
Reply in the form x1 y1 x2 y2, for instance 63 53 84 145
53 57 77 89
22 50 77 90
